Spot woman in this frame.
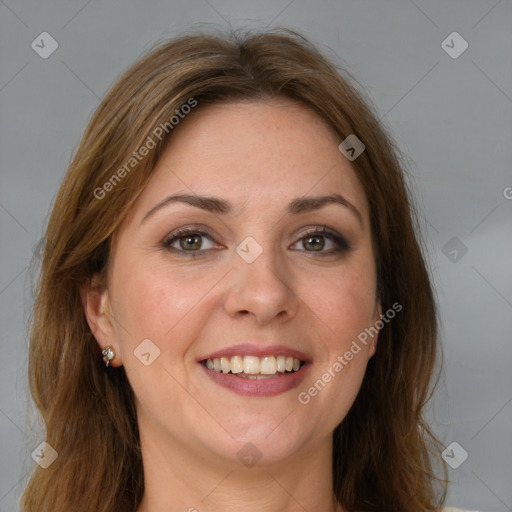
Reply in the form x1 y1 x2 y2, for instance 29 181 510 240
22 29 473 511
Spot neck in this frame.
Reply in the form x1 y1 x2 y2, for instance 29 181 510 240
136 428 343 512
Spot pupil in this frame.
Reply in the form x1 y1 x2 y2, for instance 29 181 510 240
305 236 324 251
181 235 201 250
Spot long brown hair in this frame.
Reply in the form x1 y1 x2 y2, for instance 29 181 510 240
22 28 447 511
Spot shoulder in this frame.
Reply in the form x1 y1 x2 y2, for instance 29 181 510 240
442 508 481 512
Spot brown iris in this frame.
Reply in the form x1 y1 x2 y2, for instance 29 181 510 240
303 235 325 251
179 234 202 250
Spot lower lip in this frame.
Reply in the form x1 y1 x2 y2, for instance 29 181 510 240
200 363 311 397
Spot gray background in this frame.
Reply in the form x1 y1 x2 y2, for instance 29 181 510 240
1 1 511 511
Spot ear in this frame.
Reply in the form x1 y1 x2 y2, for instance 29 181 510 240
80 273 122 367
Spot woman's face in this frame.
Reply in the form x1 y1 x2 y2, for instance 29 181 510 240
91 98 380 467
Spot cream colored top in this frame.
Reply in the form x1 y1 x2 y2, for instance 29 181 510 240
443 508 480 512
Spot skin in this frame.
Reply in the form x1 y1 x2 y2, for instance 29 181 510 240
83 98 380 512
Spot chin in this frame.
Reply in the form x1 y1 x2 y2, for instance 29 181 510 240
198 415 314 467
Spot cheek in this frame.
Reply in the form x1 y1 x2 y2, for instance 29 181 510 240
294 256 377 419
109 254 224 355
305 258 378 347
108 257 225 418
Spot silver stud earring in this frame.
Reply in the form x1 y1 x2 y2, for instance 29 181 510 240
102 346 115 367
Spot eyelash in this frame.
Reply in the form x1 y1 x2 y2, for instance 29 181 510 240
161 226 351 257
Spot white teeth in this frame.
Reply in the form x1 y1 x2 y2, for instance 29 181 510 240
237 373 279 380
204 355 303 376
231 355 243 374
260 356 276 375
220 357 231 374
243 356 260 375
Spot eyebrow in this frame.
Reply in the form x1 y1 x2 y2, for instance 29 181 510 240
141 193 363 225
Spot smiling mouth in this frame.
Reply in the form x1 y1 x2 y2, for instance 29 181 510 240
202 355 305 379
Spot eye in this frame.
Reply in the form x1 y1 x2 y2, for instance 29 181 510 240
291 227 350 254
162 228 219 255
162 226 350 257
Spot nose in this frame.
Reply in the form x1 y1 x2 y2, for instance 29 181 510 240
223 245 299 326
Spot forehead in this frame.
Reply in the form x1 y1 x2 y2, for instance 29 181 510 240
131 98 369 221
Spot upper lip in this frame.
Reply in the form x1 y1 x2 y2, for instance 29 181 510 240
199 343 312 363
